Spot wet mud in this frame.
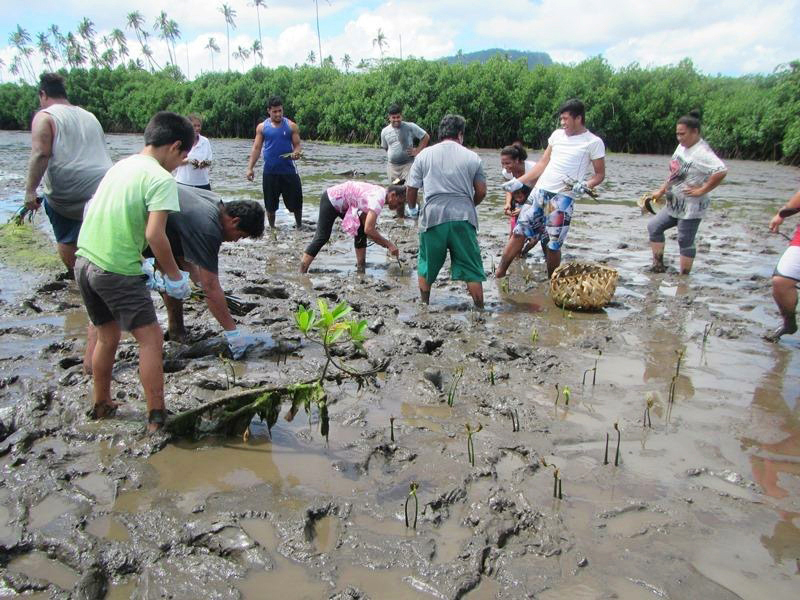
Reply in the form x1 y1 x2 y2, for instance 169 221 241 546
1 131 799 599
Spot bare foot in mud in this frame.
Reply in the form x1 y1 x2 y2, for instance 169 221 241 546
87 401 118 419
166 329 187 344
648 261 667 273
147 409 167 433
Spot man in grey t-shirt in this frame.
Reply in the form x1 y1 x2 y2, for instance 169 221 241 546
380 104 430 182
407 115 487 308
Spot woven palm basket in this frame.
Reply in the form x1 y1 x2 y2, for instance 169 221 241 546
549 262 619 311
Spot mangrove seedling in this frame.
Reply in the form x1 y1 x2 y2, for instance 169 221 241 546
643 396 653 428
465 422 483 466
489 363 495 386
219 354 236 389
499 277 510 294
530 327 539 344
582 350 602 386
447 367 464 407
614 421 621 467
390 415 395 442
553 468 560 498
674 349 685 379
668 375 677 404
509 408 519 432
405 481 419 529
554 383 560 405
563 386 571 406
702 322 714 347
603 432 610 465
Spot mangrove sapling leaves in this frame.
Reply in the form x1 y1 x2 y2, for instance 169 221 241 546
563 386 571 406
405 482 419 529
294 305 318 333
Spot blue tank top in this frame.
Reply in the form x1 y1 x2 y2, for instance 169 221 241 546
261 117 297 175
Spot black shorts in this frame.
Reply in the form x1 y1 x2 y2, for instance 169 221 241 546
262 173 303 213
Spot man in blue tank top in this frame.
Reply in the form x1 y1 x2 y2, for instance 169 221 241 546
246 95 303 228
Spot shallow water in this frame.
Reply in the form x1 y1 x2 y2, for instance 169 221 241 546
1 130 800 598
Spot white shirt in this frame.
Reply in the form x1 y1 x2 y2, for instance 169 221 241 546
501 159 536 180
536 129 605 194
174 135 212 186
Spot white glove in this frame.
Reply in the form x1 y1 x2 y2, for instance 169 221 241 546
572 181 590 196
405 204 420 218
141 258 165 292
224 328 250 359
164 270 191 300
501 178 523 193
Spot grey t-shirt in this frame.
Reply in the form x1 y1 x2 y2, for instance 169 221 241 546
169 185 224 274
381 121 427 165
407 140 486 232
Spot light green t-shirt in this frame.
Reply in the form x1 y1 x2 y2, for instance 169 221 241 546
77 154 180 275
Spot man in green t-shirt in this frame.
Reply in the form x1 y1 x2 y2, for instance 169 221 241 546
75 111 195 433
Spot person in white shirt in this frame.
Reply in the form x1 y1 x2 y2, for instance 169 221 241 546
646 110 727 274
497 99 605 278
174 114 213 190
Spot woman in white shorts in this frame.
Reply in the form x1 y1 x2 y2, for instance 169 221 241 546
765 188 800 341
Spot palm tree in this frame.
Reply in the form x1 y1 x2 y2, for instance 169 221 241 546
154 11 175 66
9 56 20 80
322 54 334 68
48 25 67 67
141 42 160 72
0 57 5 82
9 26 36 82
218 3 237 72
251 40 262 67
110 28 128 61
65 33 87 68
372 28 388 60
77 18 99 65
232 45 250 71
36 32 55 71
312 1 329 67
341 53 352 73
306 50 316 65
249 0 267 65
205 37 221 71
101 48 117 68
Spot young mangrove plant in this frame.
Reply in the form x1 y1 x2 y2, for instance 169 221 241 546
614 421 621 467
390 415 396 442
542 458 562 499
499 277 510 294
405 481 419 529
530 327 539 344
554 382 560 405
488 363 495 386
447 367 464 407
562 386 571 406
219 354 236 389
674 349 685 379
582 350 602 386
465 422 483 466
702 322 714 348
603 432 610 465
509 408 520 432
643 396 653 428
668 376 677 404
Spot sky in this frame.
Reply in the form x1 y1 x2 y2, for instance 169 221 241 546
1 0 799 81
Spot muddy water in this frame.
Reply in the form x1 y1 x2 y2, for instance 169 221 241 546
1 130 800 599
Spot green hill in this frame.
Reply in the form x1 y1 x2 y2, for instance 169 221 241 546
441 48 553 68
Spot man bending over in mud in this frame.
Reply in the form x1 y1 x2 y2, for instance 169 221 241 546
157 185 265 358
765 188 800 342
497 98 605 278
75 112 194 433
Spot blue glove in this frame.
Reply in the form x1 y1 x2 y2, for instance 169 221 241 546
501 178 523 193
141 258 165 292
164 270 191 300
224 328 250 359
405 204 420 218
571 181 590 196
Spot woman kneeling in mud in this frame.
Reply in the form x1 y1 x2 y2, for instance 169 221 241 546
300 180 405 273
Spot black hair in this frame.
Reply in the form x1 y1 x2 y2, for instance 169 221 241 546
38 73 67 99
388 103 402 115
267 95 283 109
501 143 527 162
224 200 265 238
143 112 195 151
187 113 203 125
677 109 702 132
558 98 585 124
438 114 466 140
387 184 406 198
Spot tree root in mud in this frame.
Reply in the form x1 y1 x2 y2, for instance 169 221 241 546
165 359 389 439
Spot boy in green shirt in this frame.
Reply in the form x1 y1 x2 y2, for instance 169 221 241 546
76 111 195 432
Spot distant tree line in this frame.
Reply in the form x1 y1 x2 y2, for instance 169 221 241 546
1 56 799 164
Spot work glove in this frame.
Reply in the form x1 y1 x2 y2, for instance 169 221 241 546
141 258 165 292
404 204 420 218
501 178 523 193
571 181 591 196
164 270 191 300
224 328 250 359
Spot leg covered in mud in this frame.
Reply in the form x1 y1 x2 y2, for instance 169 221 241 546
765 274 799 342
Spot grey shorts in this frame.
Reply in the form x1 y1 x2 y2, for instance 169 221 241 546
387 161 412 183
75 258 157 331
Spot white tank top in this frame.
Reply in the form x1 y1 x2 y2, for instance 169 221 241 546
41 104 112 220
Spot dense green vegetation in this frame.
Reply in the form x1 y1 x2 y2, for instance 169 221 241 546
1 56 799 164
440 48 553 68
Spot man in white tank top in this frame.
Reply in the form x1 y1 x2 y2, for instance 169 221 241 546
24 73 112 275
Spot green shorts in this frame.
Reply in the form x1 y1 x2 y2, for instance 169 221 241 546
418 221 486 284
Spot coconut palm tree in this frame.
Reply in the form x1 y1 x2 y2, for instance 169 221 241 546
48 25 67 67
341 53 352 73
251 40 263 68
167 19 181 68
36 32 55 71
249 0 267 65
101 47 117 68
205 37 221 71
141 41 160 72
154 11 175 66
9 26 36 82
372 28 388 60
312 1 329 67
306 50 316 65
110 28 128 61
65 33 87 68
77 18 99 65
218 3 237 72
232 45 250 71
